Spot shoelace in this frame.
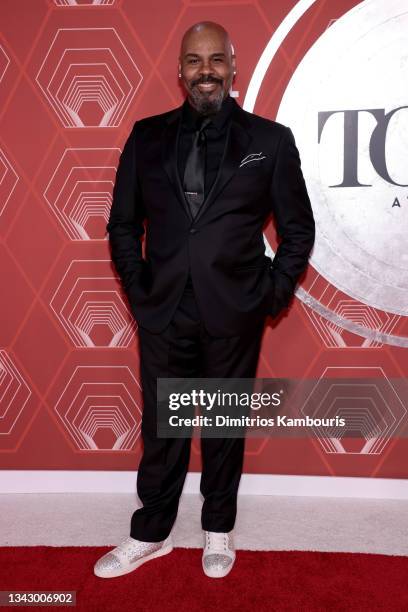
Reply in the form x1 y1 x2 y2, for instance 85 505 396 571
206 531 229 552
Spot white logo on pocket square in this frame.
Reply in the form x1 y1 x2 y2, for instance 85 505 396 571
239 152 266 168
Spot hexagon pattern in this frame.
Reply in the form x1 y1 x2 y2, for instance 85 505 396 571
44 148 119 239
300 367 406 455
0 0 406 478
49 259 137 347
36 28 142 127
54 365 141 450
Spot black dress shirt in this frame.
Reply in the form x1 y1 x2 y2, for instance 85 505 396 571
179 94 235 292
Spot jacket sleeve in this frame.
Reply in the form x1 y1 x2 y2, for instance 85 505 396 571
268 126 315 318
106 122 147 297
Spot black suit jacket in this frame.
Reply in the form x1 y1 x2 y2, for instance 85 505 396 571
106 97 315 336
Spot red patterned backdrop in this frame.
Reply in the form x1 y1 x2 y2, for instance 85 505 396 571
1 0 406 479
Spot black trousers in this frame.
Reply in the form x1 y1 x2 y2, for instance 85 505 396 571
130 279 265 542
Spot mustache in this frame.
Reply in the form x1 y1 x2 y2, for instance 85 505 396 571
191 75 223 87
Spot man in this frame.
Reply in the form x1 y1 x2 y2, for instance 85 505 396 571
94 21 315 579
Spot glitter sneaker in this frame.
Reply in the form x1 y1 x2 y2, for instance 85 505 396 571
202 531 236 578
94 534 173 578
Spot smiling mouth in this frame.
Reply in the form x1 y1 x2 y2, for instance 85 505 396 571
196 82 219 93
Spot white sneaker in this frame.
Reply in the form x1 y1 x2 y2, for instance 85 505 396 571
202 531 236 578
94 534 173 578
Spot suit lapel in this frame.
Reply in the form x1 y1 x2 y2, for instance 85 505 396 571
194 112 252 224
161 106 193 221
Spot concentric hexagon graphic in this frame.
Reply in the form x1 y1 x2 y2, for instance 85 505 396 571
0 349 32 440
50 259 136 347
54 365 141 451
301 282 400 348
44 148 118 239
0 148 19 217
301 367 406 455
36 28 142 127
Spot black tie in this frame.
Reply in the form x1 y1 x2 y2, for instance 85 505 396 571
183 117 212 219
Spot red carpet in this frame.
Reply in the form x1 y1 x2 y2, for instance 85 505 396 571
0 547 407 611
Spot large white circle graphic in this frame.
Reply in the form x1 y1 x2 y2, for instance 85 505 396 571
275 0 408 316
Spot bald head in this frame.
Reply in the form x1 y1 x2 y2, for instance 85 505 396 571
180 21 233 59
178 21 236 115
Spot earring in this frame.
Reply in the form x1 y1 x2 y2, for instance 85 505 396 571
178 73 181 78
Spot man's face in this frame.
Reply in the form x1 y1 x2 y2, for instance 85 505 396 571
179 27 235 115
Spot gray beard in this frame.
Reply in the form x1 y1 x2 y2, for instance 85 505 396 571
188 87 225 116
